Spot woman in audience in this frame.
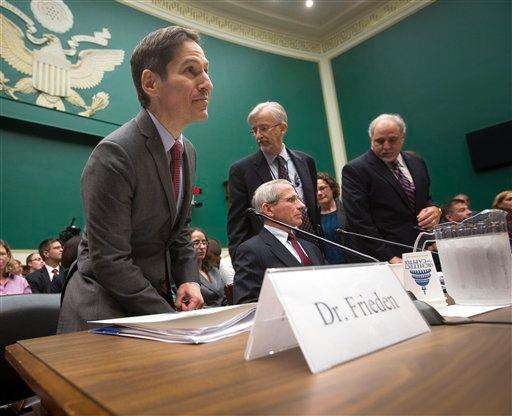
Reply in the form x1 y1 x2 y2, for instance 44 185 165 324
26 252 45 274
0 240 32 295
492 190 512 246
190 228 227 306
317 172 347 264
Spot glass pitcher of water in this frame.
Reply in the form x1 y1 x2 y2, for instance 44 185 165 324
427 209 512 305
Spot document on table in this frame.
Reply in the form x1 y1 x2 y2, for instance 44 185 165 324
435 304 507 318
89 303 257 344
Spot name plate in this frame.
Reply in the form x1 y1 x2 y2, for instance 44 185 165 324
403 251 446 308
245 263 430 374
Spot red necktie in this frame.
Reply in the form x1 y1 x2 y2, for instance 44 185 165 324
170 141 183 200
288 232 313 266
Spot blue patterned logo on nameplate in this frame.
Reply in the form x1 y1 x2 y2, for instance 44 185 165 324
404 259 433 294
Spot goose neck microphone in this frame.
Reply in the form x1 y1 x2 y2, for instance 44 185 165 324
246 208 379 263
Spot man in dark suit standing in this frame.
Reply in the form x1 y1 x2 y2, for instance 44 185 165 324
26 238 64 293
234 179 324 304
59 26 213 332
228 102 319 269
342 114 441 263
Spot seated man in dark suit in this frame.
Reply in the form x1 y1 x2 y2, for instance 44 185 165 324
234 179 324 304
26 238 66 293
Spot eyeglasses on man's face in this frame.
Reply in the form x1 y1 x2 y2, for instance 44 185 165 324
250 123 281 136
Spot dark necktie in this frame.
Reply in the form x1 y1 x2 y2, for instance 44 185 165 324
51 268 59 276
276 155 289 181
276 155 315 234
391 161 416 210
288 232 313 266
170 141 183 200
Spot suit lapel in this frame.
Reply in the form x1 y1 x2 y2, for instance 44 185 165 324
252 151 273 184
176 139 193 227
260 229 301 267
288 149 313 204
137 109 177 219
42 267 51 287
367 150 414 214
300 240 321 265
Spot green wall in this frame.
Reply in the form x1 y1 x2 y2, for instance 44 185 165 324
332 0 511 210
0 0 332 248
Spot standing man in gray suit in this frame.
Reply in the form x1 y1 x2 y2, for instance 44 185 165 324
59 26 213 333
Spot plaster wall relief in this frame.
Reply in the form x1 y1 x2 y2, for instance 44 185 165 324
0 0 125 117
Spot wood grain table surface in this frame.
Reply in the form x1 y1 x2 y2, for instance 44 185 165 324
6 307 512 415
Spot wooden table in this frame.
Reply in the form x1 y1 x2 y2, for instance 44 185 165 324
6 308 512 415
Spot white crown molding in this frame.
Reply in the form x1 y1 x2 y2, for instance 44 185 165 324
117 0 436 61
117 0 322 62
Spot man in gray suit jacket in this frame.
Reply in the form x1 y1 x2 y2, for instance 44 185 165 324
59 26 213 333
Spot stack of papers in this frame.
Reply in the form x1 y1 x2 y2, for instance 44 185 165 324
90 303 257 344
435 304 506 318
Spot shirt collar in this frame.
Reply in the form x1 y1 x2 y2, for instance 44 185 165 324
264 224 290 241
262 145 288 166
389 153 405 168
147 109 183 154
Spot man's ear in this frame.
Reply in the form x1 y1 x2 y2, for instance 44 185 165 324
260 202 273 218
279 122 288 136
141 69 160 101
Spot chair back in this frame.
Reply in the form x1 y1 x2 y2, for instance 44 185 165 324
0 294 60 405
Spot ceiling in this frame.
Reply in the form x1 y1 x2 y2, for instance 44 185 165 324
184 0 384 41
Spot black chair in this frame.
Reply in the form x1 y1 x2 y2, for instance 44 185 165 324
0 294 60 407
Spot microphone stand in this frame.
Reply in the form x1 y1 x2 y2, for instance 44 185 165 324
247 208 379 263
336 229 439 254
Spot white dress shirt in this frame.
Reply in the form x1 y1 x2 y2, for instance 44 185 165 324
147 110 184 212
45 264 60 282
389 153 414 184
262 145 306 203
264 225 307 263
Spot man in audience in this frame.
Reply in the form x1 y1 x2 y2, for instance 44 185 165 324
234 179 324 304
227 101 319 270
26 252 44 274
26 238 64 293
59 26 212 332
442 200 472 223
342 114 441 263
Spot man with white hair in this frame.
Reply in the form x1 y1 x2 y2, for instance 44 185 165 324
228 101 319 270
342 114 441 263
233 179 324 304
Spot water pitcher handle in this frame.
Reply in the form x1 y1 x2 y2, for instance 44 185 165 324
413 231 435 252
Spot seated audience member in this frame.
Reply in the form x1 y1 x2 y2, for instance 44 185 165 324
317 172 347 264
191 228 227 307
207 237 233 285
452 193 471 207
492 190 512 246
11 259 24 276
51 235 81 293
206 238 222 269
26 238 65 293
442 199 472 223
26 252 45 274
0 240 32 295
234 179 324 304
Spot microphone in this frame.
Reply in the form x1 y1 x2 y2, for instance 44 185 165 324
246 208 379 263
